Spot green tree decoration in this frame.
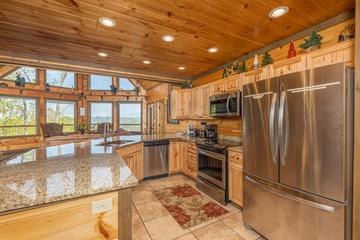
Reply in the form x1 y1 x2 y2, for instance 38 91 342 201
222 68 228 78
239 62 248 73
299 31 323 51
261 52 273 66
15 73 26 87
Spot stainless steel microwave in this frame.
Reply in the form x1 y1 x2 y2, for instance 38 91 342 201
210 91 241 117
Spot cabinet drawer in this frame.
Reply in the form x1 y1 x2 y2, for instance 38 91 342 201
228 151 243 165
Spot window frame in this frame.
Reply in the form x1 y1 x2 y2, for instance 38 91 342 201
0 95 39 138
45 69 77 89
88 101 114 131
45 99 77 134
1 66 39 85
89 74 114 91
117 101 143 134
118 77 137 92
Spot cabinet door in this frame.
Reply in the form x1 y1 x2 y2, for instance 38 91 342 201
170 91 178 119
191 88 202 118
225 75 240 92
177 90 192 118
136 151 144 180
269 55 306 78
180 141 188 173
229 161 243 207
201 84 211 117
186 142 197 179
211 79 225 95
169 142 181 173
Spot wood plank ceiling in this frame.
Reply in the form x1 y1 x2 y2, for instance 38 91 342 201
0 0 355 80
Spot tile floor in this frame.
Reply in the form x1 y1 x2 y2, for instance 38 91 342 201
131 174 263 240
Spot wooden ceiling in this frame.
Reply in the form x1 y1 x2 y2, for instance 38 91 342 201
0 0 355 80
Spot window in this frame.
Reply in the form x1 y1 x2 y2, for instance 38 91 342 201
118 102 142 133
0 96 37 137
46 100 76 133
119 78 136 91
46 70 75 88
90 102 113 130
90 74 112 90
3 66 37 83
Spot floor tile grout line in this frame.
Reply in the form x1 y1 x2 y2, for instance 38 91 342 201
132 201 154 240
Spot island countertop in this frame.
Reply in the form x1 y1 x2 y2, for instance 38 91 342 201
0 137 140 215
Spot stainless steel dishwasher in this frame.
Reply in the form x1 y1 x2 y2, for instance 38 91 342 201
143 139 169 179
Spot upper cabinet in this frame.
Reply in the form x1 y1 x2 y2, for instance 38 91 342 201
210 79 225 95
170 89 192 119
192 84 211 118
306 40 354 69
225 75 242 92
243 67 269 86
269 55 307 78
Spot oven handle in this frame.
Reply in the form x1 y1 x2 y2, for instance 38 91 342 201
198 149 225 161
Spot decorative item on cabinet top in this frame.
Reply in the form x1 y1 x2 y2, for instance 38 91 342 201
338 24 355 43
299 31 323 53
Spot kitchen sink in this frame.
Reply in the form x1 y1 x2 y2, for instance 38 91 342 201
96 140 134 146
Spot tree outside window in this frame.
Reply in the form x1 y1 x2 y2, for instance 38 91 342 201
46 100 76 133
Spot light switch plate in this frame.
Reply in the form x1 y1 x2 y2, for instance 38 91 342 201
91 198 113 214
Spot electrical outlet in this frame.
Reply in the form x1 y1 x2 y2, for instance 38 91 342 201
91 198 113 214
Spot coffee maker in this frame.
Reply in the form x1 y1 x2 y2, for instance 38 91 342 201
205 124 217 140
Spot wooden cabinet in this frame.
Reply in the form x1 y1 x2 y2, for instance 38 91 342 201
228 150 243 207
269 55 307 78
306 40 354 69
0 192 119 240
210 79 225 95
117 143 143 181
185 142 197 179
243 67 269 85
170 89 192 119
191 84 211 118
224 75 242 92
169 141 181 173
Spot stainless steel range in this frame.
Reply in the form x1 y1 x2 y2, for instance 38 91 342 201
196 138 240 205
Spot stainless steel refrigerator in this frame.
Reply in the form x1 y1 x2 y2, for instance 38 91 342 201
242 63 354 240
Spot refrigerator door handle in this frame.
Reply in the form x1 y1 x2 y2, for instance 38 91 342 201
278 90 288 165
245 176 336 213
269 93 278 164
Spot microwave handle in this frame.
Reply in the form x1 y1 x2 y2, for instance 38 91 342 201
226 95 231 115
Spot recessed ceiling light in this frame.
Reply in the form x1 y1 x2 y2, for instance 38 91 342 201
97 52 108 57
178 66 186 70
269 6 289 18
162 34 175 42
207 47 219 53
99 17 116 27
143 60 152 64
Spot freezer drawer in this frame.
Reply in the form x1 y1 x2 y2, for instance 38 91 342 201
243 175 350 240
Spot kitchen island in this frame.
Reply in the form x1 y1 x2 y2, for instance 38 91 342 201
0 137 139 240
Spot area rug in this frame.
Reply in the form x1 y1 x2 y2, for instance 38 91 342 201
153 184 228 229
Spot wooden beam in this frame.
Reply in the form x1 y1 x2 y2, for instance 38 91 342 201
353 1 360 239
191 9 355 80
0 55 186 83
0 66 18 78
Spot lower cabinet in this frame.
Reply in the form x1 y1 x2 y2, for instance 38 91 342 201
169 140 197 179
0 192 119 240
228 150 243 207
117 143 144 181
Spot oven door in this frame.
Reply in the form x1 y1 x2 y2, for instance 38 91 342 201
197 148 226 189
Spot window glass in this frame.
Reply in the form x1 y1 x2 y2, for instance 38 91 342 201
118 102 141 133
90 102 112 130
0 96 37 137
46 100 76 133
90 74 112 90
46 70 75 88
3 66 37 83
119 78 135 91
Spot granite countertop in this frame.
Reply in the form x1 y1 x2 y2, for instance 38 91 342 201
0 133 240 214
0 137 140 215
